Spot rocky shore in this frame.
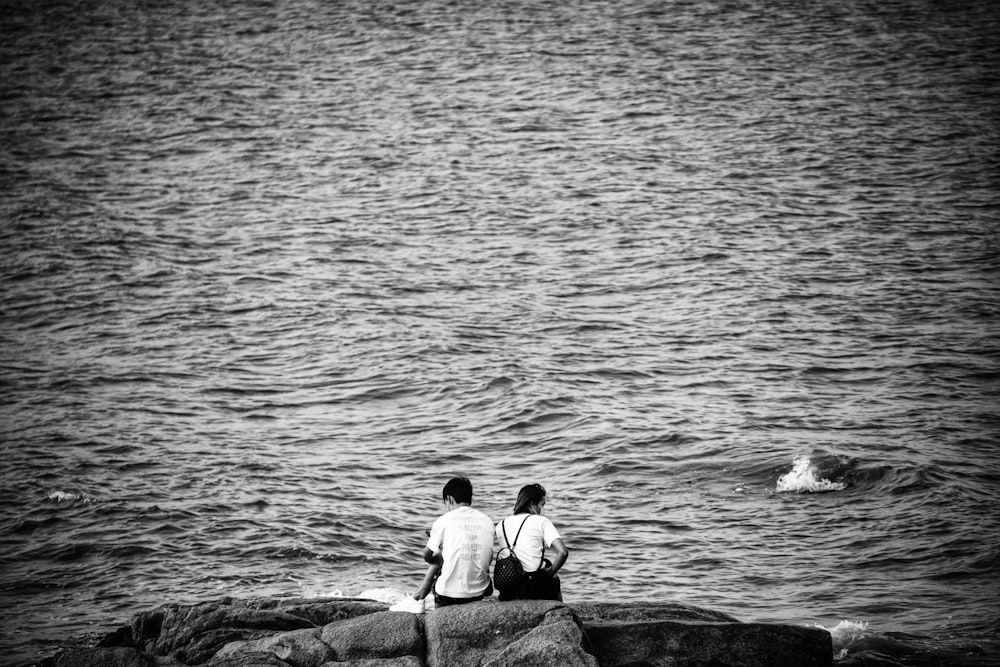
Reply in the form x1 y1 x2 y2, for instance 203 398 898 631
40 595 833 667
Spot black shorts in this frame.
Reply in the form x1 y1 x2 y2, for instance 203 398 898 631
497 572 562 602
434 580 494 607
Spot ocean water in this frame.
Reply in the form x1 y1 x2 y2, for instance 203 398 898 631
2 0 999 664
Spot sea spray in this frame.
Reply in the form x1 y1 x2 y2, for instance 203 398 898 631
359 588 407 604
776 456 847 493
46 490 94 503
818 620 870 660
819 620 991 665
302 587 344 599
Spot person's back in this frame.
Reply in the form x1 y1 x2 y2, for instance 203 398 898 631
495 483 568 602
423 476 495 606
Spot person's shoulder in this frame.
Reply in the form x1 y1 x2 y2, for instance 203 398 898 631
468 506 494 522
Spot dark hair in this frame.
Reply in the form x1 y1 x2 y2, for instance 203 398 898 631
513 483 546 515
442 476 473 504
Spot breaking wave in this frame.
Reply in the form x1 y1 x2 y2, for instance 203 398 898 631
46 490 95 504
776 456 848 493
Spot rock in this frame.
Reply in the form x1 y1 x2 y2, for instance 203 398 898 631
211 627 333 667
201 651 291 667
242 597 388 627
834 651 906 667
319 659 424 667
138 601 316 664
45 597 835 667
572 600 740 623
481 615 598 667
319 610 424 662
99 625 140 650
585 618 833 667
423 600 596 667
52 647 151 667
149 657 188 667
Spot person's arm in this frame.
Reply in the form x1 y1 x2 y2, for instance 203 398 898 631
541 538 568 576
422 547 442 565
414 560 441 600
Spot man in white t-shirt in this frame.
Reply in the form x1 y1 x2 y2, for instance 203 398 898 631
422 476 495 606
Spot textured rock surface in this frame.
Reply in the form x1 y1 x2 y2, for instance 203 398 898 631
586 618 833 667
241 598 387 627
319 658 424 667
477 614 599 667
211 627 333 667
319 610 424 662
138 600 316 664
52 647 152 667
572 600 740 623
204 651 290 667
41 597 834 667
423 600 596 667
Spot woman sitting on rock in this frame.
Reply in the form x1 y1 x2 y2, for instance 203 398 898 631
494 483 569 601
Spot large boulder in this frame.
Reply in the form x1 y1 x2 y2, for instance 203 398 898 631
423 600 597 667
93 597 389 665
479 613 598 667
52 647 152 667
572 600 740 624
210 627 334 667
585 618 833 667
319 659 424 667
201 652 290 667
144 602 315 664
42 596 836 667
242 598 387 627
319 610 424 662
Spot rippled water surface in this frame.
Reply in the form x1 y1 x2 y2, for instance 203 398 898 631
2 0 999 664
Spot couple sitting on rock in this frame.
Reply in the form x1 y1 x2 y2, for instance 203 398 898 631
413 476 569 608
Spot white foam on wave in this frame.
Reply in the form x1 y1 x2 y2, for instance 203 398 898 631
776 456 847 493
815 620 870 659
299 586 409 603
46 490 94 503
301 586 344 599
358 587 407 604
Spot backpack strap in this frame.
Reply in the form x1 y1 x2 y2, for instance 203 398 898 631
502 515 531 551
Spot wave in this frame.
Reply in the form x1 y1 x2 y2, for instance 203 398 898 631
45 490 96 504
771 455 970 497
776 455 847 493
823 620 870 658
821 619 994 666
4 517 63 535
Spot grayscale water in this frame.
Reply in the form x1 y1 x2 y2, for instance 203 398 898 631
2 0 999 664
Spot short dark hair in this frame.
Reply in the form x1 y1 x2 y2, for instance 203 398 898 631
513 483 546 515
442 476 473 504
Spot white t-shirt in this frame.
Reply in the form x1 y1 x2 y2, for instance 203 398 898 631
425 505 495 598
495 514 561 574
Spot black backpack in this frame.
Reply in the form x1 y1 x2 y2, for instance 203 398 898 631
493 516 530 590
